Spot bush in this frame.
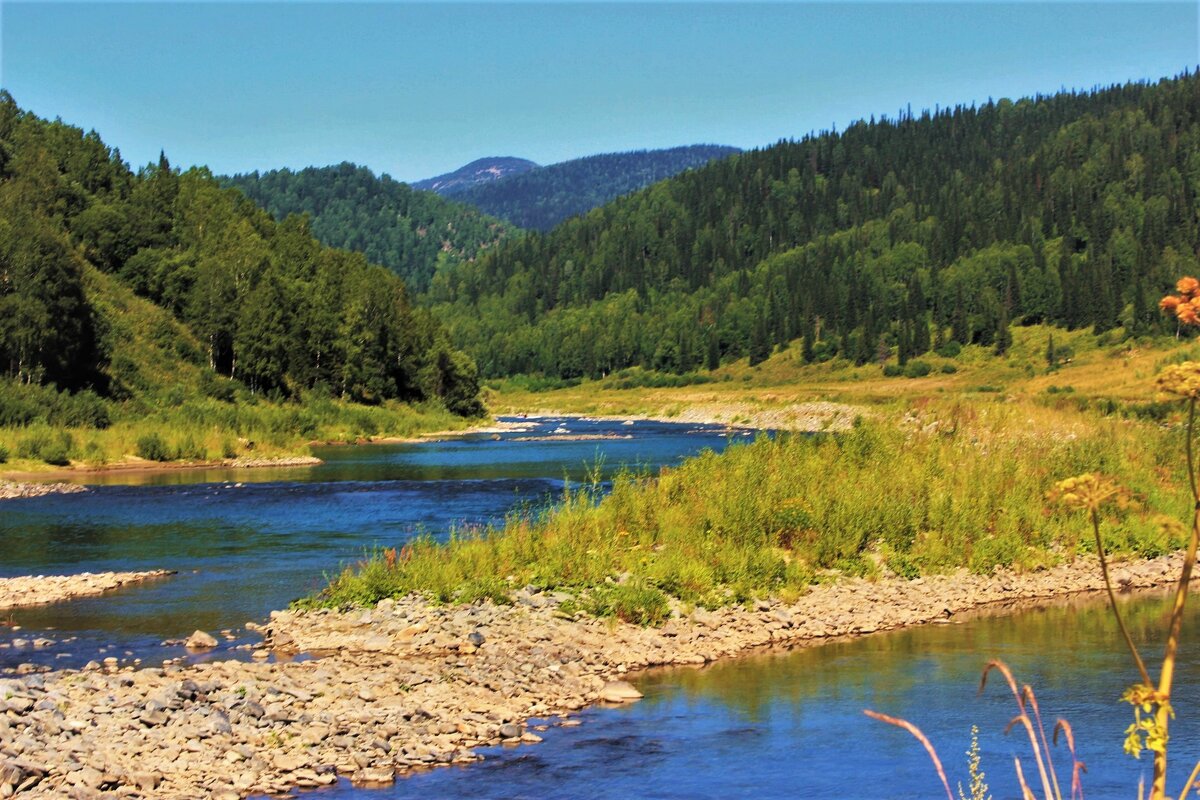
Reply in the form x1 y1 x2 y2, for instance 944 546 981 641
17 430 73 466
935 341 962 358
882 364 903 377
0 443 8 464
49 390 111 429
940 363 958 374
135 433 171 462
586 582 670 626
903 360 932 378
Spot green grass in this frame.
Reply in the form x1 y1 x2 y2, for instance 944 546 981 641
305 398 1192 619
0 390 470 470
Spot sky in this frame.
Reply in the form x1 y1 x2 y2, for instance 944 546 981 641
1 2 1197 183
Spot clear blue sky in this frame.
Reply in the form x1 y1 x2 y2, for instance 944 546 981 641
2 2 1196 182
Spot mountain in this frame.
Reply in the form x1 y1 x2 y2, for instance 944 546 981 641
0 92 483 420
428 72 1200 379
220 163 511 292
448 145 742 231
412 157 539 194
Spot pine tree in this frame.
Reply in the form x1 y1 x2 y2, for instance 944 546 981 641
994 303 1012 356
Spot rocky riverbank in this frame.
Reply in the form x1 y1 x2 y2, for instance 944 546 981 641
0 553 1187 798
527 400 864 433
226 456 322 469
0 481 87 502
0 572 176 611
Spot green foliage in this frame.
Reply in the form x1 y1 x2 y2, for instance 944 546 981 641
17 429 73 465
309 404 1188 610
135 433 171 462
431 73 1200 379
903 360 933 378
585 582 671 626
221 163 512 292
0 93 485 427
936 341 963 358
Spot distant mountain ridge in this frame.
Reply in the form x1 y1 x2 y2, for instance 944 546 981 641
422 145 742 231
412 157 540 194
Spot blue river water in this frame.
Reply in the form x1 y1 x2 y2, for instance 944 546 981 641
0 417 746 667
2 416 1196 798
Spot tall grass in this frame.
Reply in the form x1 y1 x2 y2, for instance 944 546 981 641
0 392 468 469
308 398 1190 614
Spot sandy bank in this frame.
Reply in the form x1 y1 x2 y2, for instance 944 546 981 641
0 552 1187 797
0 571 175 611
521 400 864 433
0 455 324 484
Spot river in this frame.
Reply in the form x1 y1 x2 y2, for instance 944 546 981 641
1 416 1195 798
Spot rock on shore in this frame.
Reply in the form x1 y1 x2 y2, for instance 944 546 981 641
0 553 1187 798
0 481 87 502
0 571 175 611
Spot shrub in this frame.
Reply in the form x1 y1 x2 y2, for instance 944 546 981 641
940 363 958 374
135 433 171 462
935 341 962 358
586 582 670 626
903 360 932 378
882 364 903 377
17 429 73 465
0 443 8 464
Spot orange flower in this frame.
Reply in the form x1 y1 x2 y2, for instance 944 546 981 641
1177 276 1200 296
1178 304 1198 325
1161 295 1182 311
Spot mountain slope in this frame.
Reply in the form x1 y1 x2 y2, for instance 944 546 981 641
412 157 539 194
0 92 484 425
221 163 512 292
448 145 741 231
429 73 1200 378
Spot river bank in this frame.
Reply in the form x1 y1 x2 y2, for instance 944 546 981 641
509 401 864 433
0 572 176 612
0 551 1185 798
0 456 324 485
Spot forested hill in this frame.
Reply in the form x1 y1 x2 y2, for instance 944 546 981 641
220 164 511 292
412 156 539 194
430 72 1200 379
447 145 742 231
0 92 483 416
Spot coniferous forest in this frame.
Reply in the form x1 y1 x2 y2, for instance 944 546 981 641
0 92 483 418
221 164 512 292
429 73 1200 379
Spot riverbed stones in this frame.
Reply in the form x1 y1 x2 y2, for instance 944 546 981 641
184 630 219 650
0 571 175 611
0 552 1189 798
598 681 643 703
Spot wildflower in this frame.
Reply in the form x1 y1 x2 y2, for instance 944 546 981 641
1179 305 1199 326
1047 473 1133 513
1178 276 1200 296
1157 361 1200 399
1161 295 1182 311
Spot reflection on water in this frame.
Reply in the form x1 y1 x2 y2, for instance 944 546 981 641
313 590 1200 799
0 417 739 668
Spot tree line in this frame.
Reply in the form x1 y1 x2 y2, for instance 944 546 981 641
0 92 483 415
429 72 1200 378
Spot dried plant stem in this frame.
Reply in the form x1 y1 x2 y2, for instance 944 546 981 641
1154 396 1200 799
1089 508 1151 686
